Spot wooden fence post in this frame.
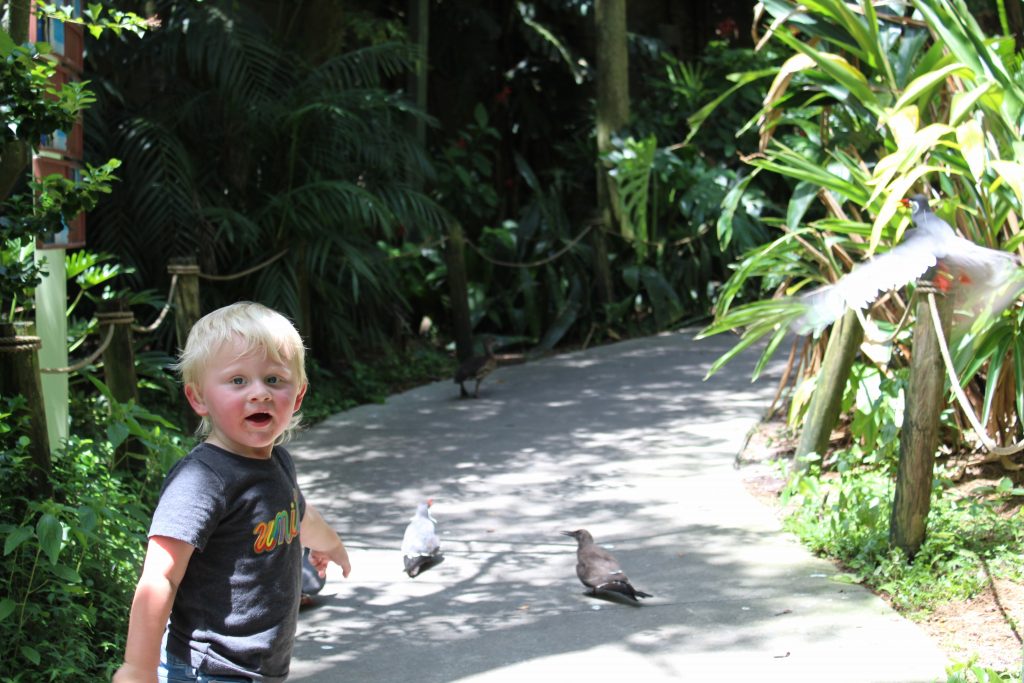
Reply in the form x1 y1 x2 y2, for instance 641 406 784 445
890 287 952 558
0 321 51 495
98 300 142 474
168 257 201 354
794 307 863 471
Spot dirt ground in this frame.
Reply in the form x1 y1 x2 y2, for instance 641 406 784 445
736 419 1024 676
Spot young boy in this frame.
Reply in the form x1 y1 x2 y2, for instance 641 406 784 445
113 301 351 683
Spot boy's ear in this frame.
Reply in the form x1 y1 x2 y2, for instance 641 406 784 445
184 383 210 416
293 383 308 413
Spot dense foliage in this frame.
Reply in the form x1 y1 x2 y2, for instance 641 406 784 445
3 0 1024 679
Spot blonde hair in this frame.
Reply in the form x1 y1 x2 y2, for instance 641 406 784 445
176 301 307 442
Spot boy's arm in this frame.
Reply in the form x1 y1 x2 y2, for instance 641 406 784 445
112 536 194 683
300 503 351 578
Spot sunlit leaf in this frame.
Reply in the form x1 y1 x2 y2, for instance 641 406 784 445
955 119 986 182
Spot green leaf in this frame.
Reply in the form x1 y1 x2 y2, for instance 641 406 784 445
473 102 487 128
36 513 64 565
107 421 129 449
4 526 33 556
0 28 15 54
21 645 41 665
49 563 82 584
685 68 777 145
0 598 15 622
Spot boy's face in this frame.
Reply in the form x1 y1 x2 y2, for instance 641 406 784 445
184 337 307 459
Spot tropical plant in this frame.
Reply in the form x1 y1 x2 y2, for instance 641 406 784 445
700 0 1024 459
84 0 448 365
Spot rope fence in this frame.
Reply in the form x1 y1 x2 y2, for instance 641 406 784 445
41 311 132 374
37 250 293 375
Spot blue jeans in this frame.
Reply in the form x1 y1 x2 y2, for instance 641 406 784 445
159 647 253 683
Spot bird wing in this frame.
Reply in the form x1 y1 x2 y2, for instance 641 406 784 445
577 545 628 588
401 516 440 557
938 239 1020 287
793 231 938 334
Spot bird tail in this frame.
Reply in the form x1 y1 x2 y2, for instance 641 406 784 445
600 581 652 601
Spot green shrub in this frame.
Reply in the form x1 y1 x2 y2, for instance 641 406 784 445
0 403 157 681
782 456 1024 612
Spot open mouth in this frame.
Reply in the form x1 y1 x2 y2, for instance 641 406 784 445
246 412 273 427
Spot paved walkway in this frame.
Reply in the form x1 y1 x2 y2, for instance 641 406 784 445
288 330 949 682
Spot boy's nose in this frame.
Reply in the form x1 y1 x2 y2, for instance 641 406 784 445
248 382 273 400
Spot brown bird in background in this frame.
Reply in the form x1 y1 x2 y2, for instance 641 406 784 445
454 337 497 399
562 529 652 602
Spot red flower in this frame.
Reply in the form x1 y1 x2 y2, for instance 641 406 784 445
494 86 512 105
454 138 468 149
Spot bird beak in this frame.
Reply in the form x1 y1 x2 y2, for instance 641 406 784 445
426 498 433 507
560 530 575 537
899 198 911 207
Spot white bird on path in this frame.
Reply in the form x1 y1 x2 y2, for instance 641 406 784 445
401 499 443 578
792 194 1022 335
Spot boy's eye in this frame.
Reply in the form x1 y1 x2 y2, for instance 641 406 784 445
231 377 246 385
266 376 279 385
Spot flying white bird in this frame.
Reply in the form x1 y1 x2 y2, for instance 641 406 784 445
792 194 1022 334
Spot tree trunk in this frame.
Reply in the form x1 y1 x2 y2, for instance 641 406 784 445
406 0 429 187
794 308 863 471
890 287 952 558
0 0 32 200
445 221 474 362
592 0 629 312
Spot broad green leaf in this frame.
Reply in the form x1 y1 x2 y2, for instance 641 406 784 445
4 526 33 556
49 563 82 584
107 421 130 449
36 513 64 565
0 598 14 622
0 28 15 54
949 84 994 125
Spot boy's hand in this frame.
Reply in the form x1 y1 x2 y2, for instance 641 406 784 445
309 543 351 578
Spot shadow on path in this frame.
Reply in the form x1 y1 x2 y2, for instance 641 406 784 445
288 331 948 682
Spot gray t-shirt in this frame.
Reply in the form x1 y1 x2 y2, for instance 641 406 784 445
150 442 306 682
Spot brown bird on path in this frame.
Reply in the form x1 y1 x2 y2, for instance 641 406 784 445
454 337 497 399
562 529 652 602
